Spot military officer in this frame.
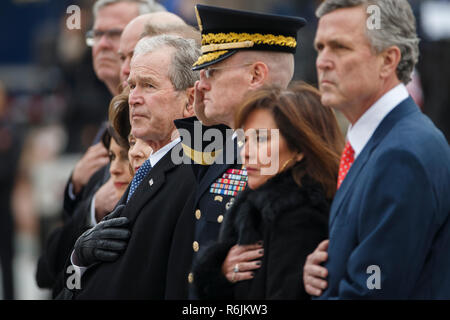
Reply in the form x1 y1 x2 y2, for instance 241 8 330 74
166 4 307 299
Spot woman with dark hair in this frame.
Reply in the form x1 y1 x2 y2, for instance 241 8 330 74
193 82 344 300
100 124 132 204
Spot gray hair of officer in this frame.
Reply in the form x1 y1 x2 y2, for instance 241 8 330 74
93 0 166 17
133 35 201 91
316 0 419 84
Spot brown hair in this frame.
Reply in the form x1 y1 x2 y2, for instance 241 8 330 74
108 87 131 146
101 123 129 150
235 82 345 199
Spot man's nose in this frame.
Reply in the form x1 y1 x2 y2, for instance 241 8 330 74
129 87 143 106
197 70 211 91
95 34 114 50
316 50 333 71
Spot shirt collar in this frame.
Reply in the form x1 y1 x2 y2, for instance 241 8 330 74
347 83 409 158
148 137 181 167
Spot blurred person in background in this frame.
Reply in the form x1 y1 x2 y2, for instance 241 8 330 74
89 0 165 96
415 0 450 141
193 83 343 300
0 82 25 299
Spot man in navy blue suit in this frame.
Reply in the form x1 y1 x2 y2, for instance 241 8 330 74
303 0 450 299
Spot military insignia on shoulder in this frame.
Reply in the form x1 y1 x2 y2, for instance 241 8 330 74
210 168 248 196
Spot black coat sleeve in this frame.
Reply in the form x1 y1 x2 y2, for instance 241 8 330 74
36 195 93 296
62 173 81 220
264 205 329 300
36 166 106 296
62 164 109 219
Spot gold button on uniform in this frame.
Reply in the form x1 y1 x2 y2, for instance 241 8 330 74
193 241 199 252
217 215 224 223
188 272 194 283
195 209 201 220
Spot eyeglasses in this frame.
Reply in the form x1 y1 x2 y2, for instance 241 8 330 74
203 63 253 79
85 29 123 47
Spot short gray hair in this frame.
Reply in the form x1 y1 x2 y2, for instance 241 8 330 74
93 0 166 17
316 0 419 84
133 35 200 91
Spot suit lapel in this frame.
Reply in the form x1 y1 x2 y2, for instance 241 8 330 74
329 97 419 228
124 151 175 223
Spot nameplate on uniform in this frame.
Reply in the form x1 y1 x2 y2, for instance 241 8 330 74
210 168 248 196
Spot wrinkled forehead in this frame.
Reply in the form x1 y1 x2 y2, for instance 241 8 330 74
130 46 175 67
129 50 171 81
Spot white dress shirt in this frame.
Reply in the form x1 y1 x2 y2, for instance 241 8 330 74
347 83 409 159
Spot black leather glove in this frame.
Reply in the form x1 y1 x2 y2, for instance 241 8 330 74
73 205 130 267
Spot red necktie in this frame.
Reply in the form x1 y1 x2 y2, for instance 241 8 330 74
337 141 355 189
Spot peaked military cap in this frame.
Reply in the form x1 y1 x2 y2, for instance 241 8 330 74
192 4 307 70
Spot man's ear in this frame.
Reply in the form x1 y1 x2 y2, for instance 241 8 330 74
380 46 401 80
183 87 195 118
249 62 269 89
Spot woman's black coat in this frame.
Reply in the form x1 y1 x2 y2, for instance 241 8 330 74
193 169 330 300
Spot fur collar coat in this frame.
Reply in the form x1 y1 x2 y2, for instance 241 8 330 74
193 169 330 300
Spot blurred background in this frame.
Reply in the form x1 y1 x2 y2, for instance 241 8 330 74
0 0 448 299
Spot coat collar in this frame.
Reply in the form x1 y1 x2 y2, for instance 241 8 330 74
220 168 329 245
329 97 419 228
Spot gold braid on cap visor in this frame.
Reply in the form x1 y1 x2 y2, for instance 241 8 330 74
202 32 296 47
193 32 297 66
193 50 229 67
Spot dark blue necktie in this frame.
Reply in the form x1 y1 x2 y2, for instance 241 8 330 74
127 159 152 203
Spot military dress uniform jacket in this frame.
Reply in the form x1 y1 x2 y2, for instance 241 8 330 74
166 117 248 299
65 149 195 299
